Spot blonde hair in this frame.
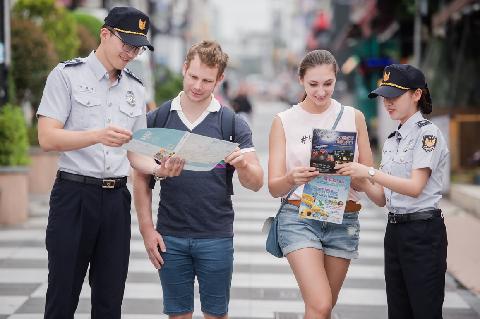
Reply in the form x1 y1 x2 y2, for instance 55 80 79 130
185 40 229 79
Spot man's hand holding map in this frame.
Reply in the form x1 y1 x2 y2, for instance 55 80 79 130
123 128 239 171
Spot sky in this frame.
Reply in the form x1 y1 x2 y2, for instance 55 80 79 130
210 0 273 39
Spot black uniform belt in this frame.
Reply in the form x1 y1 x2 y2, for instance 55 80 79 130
57 171 127 189
387 209 443 224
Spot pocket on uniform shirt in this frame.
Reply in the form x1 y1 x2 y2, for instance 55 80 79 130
72 93 102 129
118 102 142 129
390 148 414 177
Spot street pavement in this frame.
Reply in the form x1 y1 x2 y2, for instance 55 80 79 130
0 99 479 318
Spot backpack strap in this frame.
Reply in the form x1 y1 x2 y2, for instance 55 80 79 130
219 106 236 196
220 106 236 142
147 100 172 129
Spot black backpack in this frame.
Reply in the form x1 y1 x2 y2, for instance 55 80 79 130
146 100 236 195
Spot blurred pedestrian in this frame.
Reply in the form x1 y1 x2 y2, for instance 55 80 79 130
268 49 374 319
336 64 449 319
36 7 165 319
231 82 253 125
133 40 264 319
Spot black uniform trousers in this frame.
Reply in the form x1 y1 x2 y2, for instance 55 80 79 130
44 177 131 319
384 215 448 319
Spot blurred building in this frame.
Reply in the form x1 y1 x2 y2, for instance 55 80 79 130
325 0 480 172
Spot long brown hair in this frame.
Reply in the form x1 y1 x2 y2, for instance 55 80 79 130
298 50 339 102
418 87 432 114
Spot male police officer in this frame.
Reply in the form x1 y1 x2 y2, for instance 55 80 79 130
37 7 175 319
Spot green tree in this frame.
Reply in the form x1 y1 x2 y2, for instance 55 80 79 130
10 18 58 108
76 24 98 57
72 11 102 40
155 67 183 105
13 0 79 60
72 11 103 57
0 104 30 166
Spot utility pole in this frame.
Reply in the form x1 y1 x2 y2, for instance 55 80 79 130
0 0 11 107
413 0 427 67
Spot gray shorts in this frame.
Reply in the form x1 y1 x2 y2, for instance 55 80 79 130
277 203 360 259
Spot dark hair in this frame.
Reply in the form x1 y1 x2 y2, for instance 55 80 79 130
298 50 339 101
416 88 432 114
185 40 229 80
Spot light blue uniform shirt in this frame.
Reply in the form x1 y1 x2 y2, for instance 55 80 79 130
37 51 147 178
380 111 449 214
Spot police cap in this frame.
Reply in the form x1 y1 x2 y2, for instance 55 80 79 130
104 7 154 51
368 64 427 98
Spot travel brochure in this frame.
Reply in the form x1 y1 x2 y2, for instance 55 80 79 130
310 129 357 173
299 175 352 224
123 128 239 171
300 129 357 224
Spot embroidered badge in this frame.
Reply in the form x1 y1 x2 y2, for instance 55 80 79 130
422 135 437 152
383 71 390 82
126 91 136 106
139 19 146 30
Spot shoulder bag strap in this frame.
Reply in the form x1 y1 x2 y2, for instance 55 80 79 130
331 104 344 130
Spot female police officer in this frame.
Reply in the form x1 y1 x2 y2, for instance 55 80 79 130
336 64 448 319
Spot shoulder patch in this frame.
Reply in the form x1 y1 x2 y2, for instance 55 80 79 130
422 135 437 152
61 58 84 67
416 119 431 128
124 68 143 86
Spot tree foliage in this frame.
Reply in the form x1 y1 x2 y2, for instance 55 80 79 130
10 18 58 107
12 0 79 60
0 104 30 166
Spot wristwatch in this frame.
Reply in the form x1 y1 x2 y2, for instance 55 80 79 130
153 164 167 181
368 167 376 179
154 174 167 181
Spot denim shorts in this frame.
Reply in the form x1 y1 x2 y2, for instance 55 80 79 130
277 203 360 259
158 235 234 316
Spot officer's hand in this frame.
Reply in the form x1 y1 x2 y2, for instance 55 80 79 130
225 147 247 169
141 227 166 269
156 156 185 178
335 162 369 178
97 125 132 147
286 166 320 186
351 177 368 192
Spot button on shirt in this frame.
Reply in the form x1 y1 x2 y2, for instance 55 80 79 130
380 112 449 214
37 51 147 178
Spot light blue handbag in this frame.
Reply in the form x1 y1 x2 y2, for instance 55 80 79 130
264 189 296 258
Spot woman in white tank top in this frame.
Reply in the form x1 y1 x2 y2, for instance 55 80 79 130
268 50 374 319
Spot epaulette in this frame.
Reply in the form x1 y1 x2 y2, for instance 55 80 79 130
416 119 431 128
61 58 84 67
124 68 143 86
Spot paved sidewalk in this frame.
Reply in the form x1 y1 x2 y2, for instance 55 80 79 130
1 99 479 318
442 198 480 298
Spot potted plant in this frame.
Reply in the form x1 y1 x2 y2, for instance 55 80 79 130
10 15 60 195
0 104 30 225
28 122 59 194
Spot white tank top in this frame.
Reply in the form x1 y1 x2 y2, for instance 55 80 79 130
277 98 360 202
